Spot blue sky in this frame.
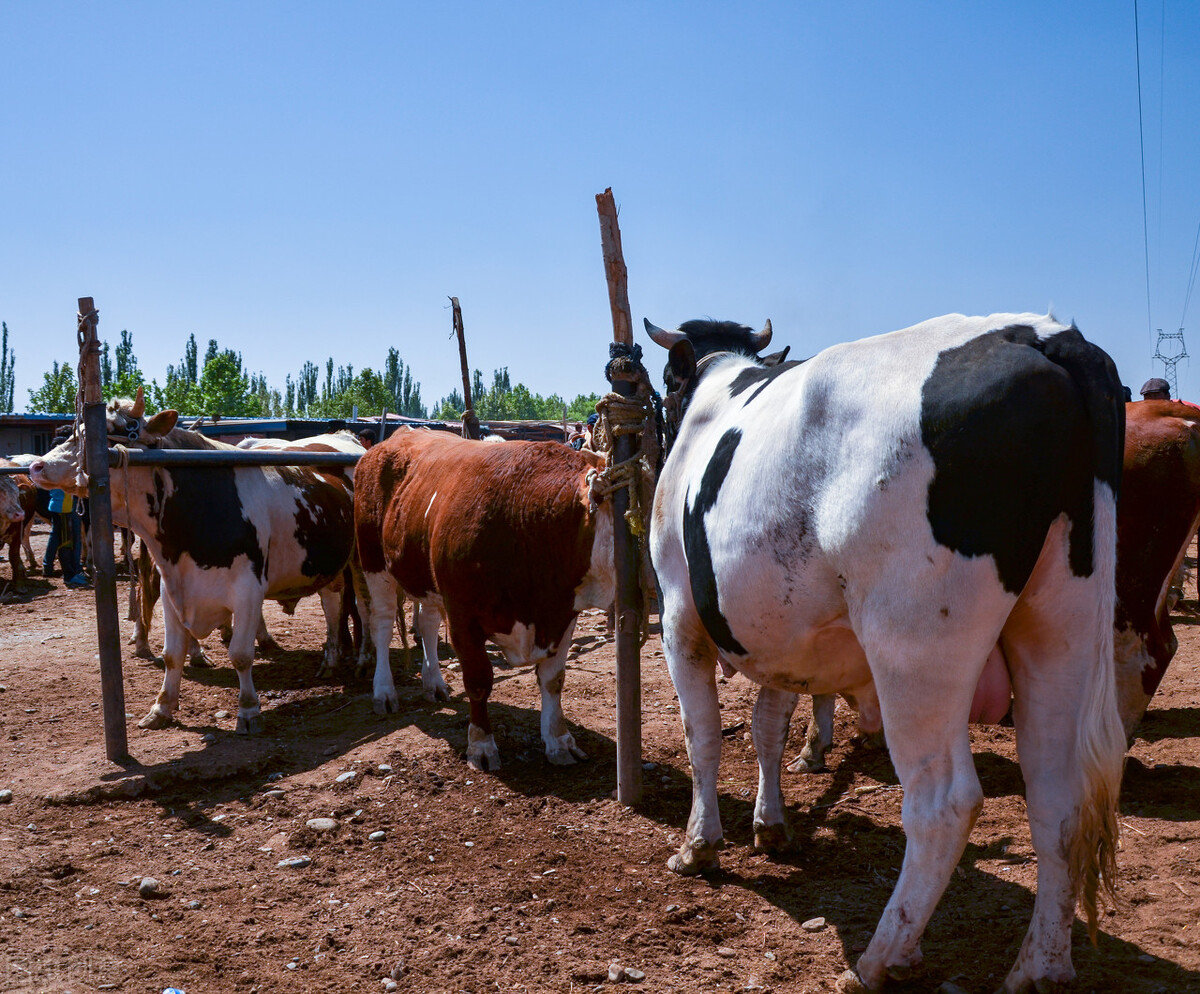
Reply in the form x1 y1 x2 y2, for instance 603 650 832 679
3 2 1199 410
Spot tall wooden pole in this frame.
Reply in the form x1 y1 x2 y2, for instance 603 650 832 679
596 189 642 804
77 298 128 762
451 297 481 440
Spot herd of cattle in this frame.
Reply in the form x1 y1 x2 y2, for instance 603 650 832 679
2 311 1199 992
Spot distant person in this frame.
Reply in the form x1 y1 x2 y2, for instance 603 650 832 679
1140 377 1171 401
1122 385 1133 403
358 429 376 449
43 487 89 588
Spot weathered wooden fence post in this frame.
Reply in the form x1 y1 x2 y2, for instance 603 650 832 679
451 297 481 440
596 188 642 804
77 298 129 762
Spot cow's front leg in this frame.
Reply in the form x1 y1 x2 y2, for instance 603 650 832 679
229 602 263 735
364 571 400 713
139 595 188 729
663 622 723 875
752 685 799 851
536 619 587 764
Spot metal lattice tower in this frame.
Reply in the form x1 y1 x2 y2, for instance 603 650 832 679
1153 327 1189 399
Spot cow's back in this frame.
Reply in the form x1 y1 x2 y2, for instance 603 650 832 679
356 430 604 633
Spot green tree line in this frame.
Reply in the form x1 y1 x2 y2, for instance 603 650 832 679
14 329 599 423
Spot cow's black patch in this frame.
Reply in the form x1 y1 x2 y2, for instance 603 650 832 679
153 467 264 577
278 467 354 580
727 360 803 407
683 428 748 655
920 324 1123 593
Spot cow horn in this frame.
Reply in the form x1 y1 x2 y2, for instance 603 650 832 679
644 319 686 349
750 319 773 352
131 385 145 419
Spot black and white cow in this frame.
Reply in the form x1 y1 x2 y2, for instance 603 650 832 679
646 314 1126 993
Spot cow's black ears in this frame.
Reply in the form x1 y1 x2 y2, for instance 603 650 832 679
668 340 696 382
761 345 791 367
145 410 179 436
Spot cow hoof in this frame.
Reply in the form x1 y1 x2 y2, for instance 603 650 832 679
467 749 501 772
373 695 399 715
138 709 173 730
188 653 213 670
753 821 793 853
787 753 826 774
315 662 334 680
666 840 721 876
835 969 870 993
132 645 157 661
258 638 280 656
236 713 265 735
423 680 451 703
546 735 588 765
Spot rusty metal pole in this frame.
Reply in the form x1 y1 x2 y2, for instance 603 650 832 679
451 297 481 440
77 298 129 762
596 188 642 804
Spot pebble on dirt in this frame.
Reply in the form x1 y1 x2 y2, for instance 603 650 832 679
278 856 312 869
0 789 12 803
138 877 161 898
801 916 827 932
369 831 386 842
305 817 338 832
335 771 356 784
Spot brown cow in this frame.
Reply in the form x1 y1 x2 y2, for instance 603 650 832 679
354 428 614 770
1113 398 1200 738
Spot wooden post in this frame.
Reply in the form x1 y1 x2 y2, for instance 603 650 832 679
595 188 642 804
77 298 129 762
451 297 481 440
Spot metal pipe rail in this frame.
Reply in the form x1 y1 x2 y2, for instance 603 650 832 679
1 450 362 473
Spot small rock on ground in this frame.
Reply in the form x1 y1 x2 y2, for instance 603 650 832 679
138 877 160 898
0 789 12 803
305 817 338 832
801 916 827 932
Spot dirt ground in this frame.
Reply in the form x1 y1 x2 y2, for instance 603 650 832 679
1 521 1199 994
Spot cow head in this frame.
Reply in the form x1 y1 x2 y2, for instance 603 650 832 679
29 387 179 495
644 318 777 451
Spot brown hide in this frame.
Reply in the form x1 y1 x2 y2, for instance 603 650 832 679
356 430 604 644
1116 400 1200 734
1 473 35 586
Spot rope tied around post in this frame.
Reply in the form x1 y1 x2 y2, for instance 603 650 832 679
587 341 662 643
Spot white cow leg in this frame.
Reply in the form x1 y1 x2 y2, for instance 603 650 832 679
844 663 983 991
999 601 1124 992
314 585 342 679
751 685 798 851
139 596 188 729
229 605 263 735
414 599 450 702
364 572 401 713
664 623 723 876
788 693 835 773
536 618 587 764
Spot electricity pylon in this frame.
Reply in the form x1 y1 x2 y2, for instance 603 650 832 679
1153 327 1189 399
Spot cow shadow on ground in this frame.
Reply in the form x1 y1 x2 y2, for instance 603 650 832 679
1134 705 1200 744
0 576 59 605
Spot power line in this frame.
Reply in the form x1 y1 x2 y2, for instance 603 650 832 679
1134 0 1154 343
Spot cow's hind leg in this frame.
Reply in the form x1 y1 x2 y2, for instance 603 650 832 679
139 595 189 729
447 614 498 771
842 633 993 990
414 599 450 702
535 618 587 764
752 686 799 851
364 571 401 714
998 545 1124 991
229 605 264 735
314 584 343 679
788 693 835 773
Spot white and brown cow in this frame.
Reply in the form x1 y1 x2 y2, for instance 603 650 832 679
354 428 614 770
29 390 357 734
0 465 28 585
647 314 1125 992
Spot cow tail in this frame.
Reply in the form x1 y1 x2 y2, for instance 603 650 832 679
1069 478 1125 941
1054 338 1126 942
